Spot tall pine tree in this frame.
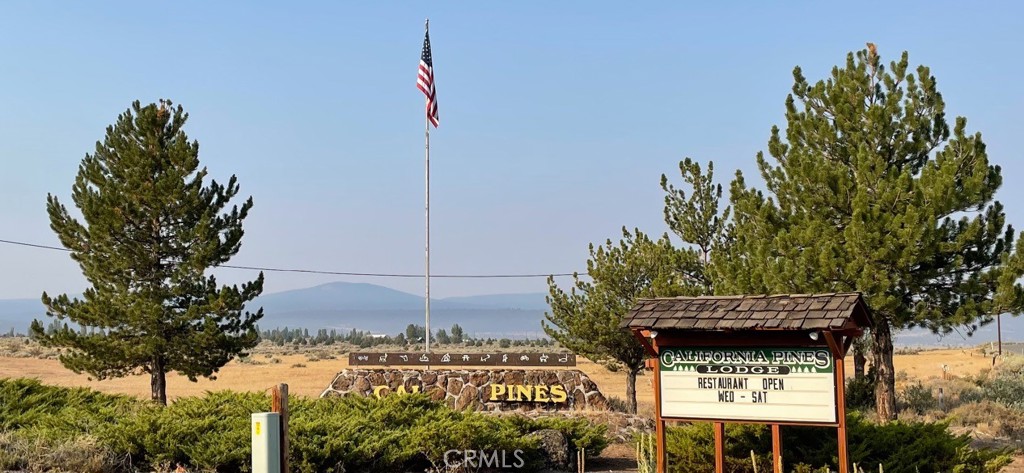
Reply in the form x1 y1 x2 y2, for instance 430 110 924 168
32 100 264 404
544 229 685 414
715 47 1024 420
545 159 726 413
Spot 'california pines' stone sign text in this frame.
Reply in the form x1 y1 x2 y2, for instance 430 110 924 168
660 346 837 423
322 369 607 412
367 383 569 403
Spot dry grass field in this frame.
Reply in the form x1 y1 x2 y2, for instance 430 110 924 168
0 342 994 405
0 347 656 406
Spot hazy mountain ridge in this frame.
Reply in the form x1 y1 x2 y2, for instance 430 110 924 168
3 282 1021 343
0 298 46 333
440 293 550 311
0 282 553 338
250 282 551 337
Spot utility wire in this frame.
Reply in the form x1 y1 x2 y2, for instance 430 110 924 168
0 238 583 279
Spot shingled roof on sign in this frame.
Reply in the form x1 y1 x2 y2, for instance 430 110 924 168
620 293 871 332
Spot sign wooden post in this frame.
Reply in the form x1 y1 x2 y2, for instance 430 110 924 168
623 294 872 473
771 424 782 473
651 356 666 473
825 332 849 473
713 422 725 473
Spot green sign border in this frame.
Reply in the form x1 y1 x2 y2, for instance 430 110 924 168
660 346 835 374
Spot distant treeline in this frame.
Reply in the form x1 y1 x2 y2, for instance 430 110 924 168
3 323 557 348
258 323 556 348
4 319 65 338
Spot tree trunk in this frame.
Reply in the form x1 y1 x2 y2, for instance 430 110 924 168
871 320 897 421
626 368 639 415
151 357 167 405
853 339 867 379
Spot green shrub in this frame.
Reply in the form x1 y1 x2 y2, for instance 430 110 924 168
898 381 937 414
843 414 1011 473
995 355 1024 374
605 395 631 413
286 395 565 472
948 401 1024 440
664 422 771 473
844 375 876 411
0 379 609 473
958 386 985 404
151 391 265 471
0 378 136 431
663 413 1012 473
981 371 1024 409
505 414 608 453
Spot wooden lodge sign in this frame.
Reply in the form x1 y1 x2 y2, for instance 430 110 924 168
623 293 873 473
659 346 836 423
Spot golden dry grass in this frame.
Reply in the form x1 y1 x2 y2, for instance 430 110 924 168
0 349 655 404
0 353 343 400
884 347 996 380
0 346 992 406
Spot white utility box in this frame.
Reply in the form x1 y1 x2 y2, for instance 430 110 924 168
251 412 281 473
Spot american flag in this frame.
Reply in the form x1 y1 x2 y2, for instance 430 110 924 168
417 28 439 127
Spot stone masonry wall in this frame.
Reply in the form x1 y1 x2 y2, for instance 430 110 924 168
320 369 609 412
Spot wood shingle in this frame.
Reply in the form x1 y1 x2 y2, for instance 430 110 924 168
621 293 872 332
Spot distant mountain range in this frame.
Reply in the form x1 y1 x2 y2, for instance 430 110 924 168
250 282 550 337
0 282 552 338
0 298 49 334
894 316 1024 348
2 282 1022 344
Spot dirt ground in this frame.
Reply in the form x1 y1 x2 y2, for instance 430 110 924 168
0 346 1021 471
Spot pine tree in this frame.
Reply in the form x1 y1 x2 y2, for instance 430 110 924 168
450 323 464 344
405 324 424 342
715 48 1024 420
31 100 264 405
546 159 726 414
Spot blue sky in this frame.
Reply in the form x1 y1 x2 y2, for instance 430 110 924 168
1 2 1022 300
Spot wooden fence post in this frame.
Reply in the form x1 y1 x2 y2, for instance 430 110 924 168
272 383 289 473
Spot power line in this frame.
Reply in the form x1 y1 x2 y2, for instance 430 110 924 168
0 238 583 279
0 239 65 252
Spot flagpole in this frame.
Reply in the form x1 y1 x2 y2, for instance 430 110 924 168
424 18 432 354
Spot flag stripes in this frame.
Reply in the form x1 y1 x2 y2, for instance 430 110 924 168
418 28 439 127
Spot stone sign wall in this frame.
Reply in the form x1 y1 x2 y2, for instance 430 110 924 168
321 369 609 412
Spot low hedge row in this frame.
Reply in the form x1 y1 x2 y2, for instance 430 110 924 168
0 378 607 472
